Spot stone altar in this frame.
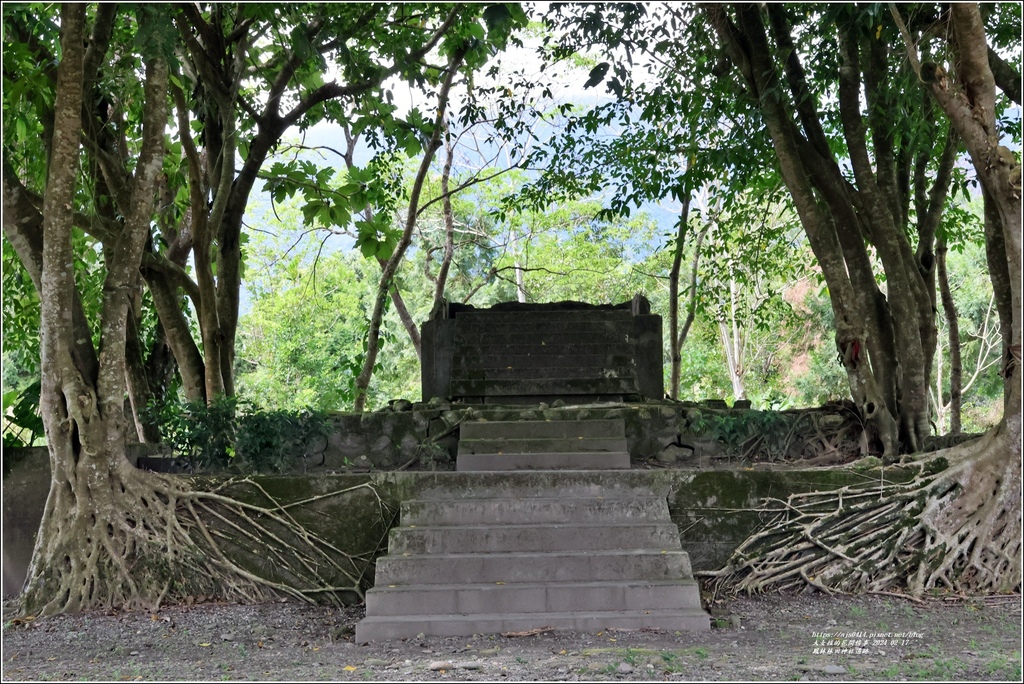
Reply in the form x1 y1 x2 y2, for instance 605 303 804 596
420 295 663 404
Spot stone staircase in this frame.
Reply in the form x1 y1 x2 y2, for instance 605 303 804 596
456 419 631 471
355 474 709 642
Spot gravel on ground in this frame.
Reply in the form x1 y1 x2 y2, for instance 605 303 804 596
2 592 1020 681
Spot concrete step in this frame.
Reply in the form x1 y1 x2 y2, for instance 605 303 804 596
374 549 693 585
389 521 682 554
452 366 635 381
450 378 640 397
461 419 625 440
457 451 631 471
356 608 710 642
395 471 666 500
356 467 709 642
401 495 669 526
364 579 701 616
458 437 628 455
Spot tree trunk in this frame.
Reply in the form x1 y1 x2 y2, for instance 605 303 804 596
676 224 708 372
935 238 962 434
387 284 422 360
704 4 972 459
431 130 458 314
353 47 467 412
667 187 693 400
704 3 1022 596
514 260 528 302
24 8 178 613
717 277 747 401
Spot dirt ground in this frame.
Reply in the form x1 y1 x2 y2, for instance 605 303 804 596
2 592 1020 682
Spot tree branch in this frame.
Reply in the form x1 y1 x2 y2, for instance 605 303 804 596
986 47 1021 105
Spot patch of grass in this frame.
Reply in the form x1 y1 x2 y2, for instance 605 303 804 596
693 647 709 660
849 605 867 618
902 657 968 679
658 650 685 674
985 651 1022 679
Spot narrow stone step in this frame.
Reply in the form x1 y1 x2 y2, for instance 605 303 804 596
401 495 667 526
364 580 701 616
374 549 693 585
457 451 630 471
389 521 682 554
356 608 710 642
458 437 627 455
460 419 625 440
402 472 666 500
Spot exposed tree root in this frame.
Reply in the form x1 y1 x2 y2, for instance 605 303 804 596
20 461 395 617
697 424 1021 597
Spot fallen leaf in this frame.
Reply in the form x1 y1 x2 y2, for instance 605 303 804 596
501 626 554 638
343 665 357 671
198 643 211 647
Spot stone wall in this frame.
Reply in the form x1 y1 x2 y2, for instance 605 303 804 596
3 460 908 598
309 400 864 473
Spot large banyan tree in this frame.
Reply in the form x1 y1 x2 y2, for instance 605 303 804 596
2 3 524 615
533 2 1020 593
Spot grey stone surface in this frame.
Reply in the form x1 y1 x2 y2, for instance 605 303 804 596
457 418 630 471
422 299 663 404
357 478 708 643
456 451 630 471
4 465 912 610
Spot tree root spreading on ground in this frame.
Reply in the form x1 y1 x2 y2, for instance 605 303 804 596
698 425 1021 597
20 463 394 617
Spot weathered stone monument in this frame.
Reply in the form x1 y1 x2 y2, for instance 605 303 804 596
421 295 663 404
355 297 709 642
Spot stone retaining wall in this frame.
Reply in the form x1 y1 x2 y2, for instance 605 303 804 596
314 400 863 472
3 460 908 598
